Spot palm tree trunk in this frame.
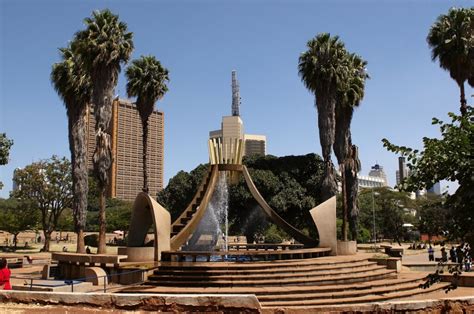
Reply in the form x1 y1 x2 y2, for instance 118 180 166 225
92 66 116 254
68 104 88 254
459 81 467 116
98 189 107 254
341 163 348 241
142 118 149 193
316 95 337 201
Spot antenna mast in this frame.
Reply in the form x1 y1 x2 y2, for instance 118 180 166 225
231 70 240 116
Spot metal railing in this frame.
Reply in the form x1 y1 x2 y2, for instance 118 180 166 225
11 268 147 293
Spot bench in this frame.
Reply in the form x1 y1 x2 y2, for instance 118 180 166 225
380 245 404 258
51 253 127 267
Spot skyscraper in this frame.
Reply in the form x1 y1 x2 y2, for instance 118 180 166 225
210 71 267 157
86 98 164 201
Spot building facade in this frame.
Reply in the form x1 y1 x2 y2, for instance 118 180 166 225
368 163 389 186
86 98 164 201
209 71 267 157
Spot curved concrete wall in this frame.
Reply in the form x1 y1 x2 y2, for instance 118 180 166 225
310 196 337 255
128 192 171 261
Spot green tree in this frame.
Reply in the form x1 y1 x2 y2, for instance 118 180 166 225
0 198 39 250
73 9 134 253
427 7 474 116
56 208 75 240
383 108 474 245
125 55 169 193
158 154 325 243
415 196 448 241
334 53 369 241
0 133 14 190
12 156 72 251
51 46 91 253
298 33 348 203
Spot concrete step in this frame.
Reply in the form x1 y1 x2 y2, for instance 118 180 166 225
257 280 423 302
156 256 370 271
154 260 377 276
145 268 397 287
150 264 386 282
259 282 450 308
122 277 423 295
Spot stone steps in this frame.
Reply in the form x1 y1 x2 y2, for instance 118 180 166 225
123 277 422 295
155 260 377 276
157 256 369 271
145 268 397 287
259 282 450 308
149 263 385 282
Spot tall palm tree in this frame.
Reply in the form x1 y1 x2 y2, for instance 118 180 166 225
334 53 368 241
298 33 349 202
51 46 91 253
73 9 134 253
427 7 474 116
125 56 169 194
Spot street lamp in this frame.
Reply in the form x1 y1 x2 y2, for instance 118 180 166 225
372 190 379 249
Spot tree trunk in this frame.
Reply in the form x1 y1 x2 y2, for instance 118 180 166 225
68 104 88 254
13 234 18 251
92 66 116 255
142 118 149 193
341 164 348 241
43 231 52 252
97 189 107 254
76 229 85 253
459 81 467 116
316 94 337 202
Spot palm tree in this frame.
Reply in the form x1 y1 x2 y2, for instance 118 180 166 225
73 9 134 253
334 53 368 241
298 33 349 202
125 56 169 194
427 7 474 116
51 46 91 253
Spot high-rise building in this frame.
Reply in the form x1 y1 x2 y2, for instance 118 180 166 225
244 134 267 156
427 182 441 195
368 163 388 186
86 98 164 201
210 71 267 157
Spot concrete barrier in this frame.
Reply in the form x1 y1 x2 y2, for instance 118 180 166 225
0 291 261 312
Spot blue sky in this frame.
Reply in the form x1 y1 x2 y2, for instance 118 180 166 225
1 0 471 198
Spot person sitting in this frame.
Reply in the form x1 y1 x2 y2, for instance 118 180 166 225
86 246 91 254
0 258 12 290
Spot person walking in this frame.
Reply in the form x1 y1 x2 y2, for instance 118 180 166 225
450 246 457 263
428 245 434 262
441 247 448 262
0 258 12 290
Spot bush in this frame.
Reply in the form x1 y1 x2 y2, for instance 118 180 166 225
357 227 371 243
84 234 98 247
264 225 286 244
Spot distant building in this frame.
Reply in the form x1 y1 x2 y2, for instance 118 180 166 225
244 134 267 156
368 163 388 186
12 168 21 191
209 71 266 157
357 174 387 189
427 182 441 195
86 98 164 201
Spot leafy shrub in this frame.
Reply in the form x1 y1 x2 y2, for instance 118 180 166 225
84 234 98 247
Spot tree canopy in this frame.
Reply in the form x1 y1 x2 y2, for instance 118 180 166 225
158 154 325 242
383 107 474 245
11 156 73 251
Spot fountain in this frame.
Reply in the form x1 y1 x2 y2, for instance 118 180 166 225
184 172 229 252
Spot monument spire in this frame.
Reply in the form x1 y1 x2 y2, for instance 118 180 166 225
231 70 240 116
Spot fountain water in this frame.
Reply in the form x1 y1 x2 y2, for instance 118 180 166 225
185 172 229 251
